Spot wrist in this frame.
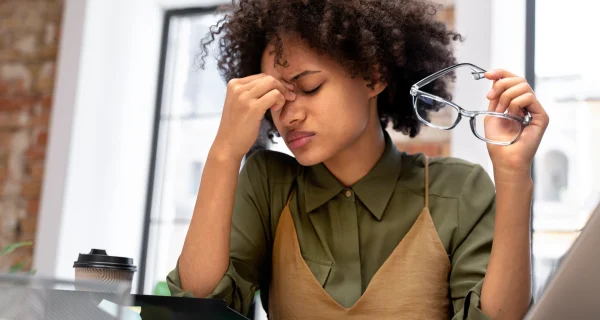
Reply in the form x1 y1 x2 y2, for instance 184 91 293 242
494 176 534 194
493 165 533 185
208 145 245 165
210 137 246 163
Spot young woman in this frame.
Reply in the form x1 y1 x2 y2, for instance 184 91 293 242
168 1 549 319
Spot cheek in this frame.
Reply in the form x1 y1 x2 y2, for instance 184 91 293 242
318 82 369 121
270 110 282 128
308 99 369 147
334 90 371 127
270 107 288 134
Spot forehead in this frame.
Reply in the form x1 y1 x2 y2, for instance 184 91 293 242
260 36 323 77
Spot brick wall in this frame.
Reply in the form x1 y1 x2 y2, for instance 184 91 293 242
0 0 63 271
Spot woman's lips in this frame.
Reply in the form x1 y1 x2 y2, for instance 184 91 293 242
285 131 315 150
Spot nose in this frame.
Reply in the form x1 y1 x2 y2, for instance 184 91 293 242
278 99 306 126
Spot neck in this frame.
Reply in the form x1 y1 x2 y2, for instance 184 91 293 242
323 120 386 187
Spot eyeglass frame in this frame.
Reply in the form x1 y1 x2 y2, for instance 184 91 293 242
409 63 532 146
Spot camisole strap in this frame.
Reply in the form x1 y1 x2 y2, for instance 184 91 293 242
285 189 296 207
424 155 429 208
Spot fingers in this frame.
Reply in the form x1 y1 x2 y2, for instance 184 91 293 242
230 73 268 86
487 80 499 112
484 69 518 81
494 82 532 114
246 75 296 101
253 88 287 113
505 93 536 116
486 77 528 102
486 76 529 115
226 74 296 117
484 68 550 131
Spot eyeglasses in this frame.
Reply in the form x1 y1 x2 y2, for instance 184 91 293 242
409 63 532 146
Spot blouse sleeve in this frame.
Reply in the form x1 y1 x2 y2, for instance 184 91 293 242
450 164 495 320
166 150 273 316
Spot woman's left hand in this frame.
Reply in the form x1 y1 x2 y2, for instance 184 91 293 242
484 69 550 179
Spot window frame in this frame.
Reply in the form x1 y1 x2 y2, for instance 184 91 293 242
138 6 221 294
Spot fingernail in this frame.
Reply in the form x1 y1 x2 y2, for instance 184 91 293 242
283 81 295 90
495 103 503 113
288 91 296 100
487 89 495 98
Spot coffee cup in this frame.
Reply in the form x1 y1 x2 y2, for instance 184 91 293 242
73 249 137 292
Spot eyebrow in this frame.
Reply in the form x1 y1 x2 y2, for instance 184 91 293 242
289 70 321 82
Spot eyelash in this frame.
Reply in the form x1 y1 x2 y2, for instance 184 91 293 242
302 84 322 95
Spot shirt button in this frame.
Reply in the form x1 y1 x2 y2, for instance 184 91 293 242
344 189 352 198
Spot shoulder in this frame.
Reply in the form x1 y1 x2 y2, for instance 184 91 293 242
241 149 301 184
239 150 300 217
399 153 494 199
239 150 301 239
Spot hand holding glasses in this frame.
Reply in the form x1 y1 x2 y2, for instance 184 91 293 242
410 63 532 146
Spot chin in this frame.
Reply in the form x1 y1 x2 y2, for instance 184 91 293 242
290 148 330 166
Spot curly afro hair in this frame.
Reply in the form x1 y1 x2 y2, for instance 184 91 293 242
199 0 462 139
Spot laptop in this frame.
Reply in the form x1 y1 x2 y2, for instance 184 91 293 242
525 201 600 319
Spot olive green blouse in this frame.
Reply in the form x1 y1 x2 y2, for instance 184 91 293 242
167 133 495 319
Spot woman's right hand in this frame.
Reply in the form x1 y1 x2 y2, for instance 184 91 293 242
212 73 296 161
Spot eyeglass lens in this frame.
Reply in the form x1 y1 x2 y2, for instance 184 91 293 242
415 95 459 128
416 95 522 144
473 114 522 144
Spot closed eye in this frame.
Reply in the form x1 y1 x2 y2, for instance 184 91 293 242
303 84 322 95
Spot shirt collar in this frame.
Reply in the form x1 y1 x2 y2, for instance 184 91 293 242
303 131 403 220
303 163 345 213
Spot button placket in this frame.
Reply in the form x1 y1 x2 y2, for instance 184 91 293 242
342 189 355 202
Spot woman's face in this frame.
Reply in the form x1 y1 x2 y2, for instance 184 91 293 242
261 35 385 166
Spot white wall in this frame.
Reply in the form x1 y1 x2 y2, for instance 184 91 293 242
33 0 88 279
34 0 231 290
490 0 526 76
453 0 526 176
452 0 493 173
34 0 163 285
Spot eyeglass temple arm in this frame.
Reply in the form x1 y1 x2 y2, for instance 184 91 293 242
412 63 487 90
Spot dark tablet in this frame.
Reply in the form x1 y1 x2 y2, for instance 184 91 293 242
132 294 249 320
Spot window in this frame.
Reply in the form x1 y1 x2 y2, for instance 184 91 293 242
139 8 227 295
531 0 600 298
190 161 204 195
541 150 568 202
